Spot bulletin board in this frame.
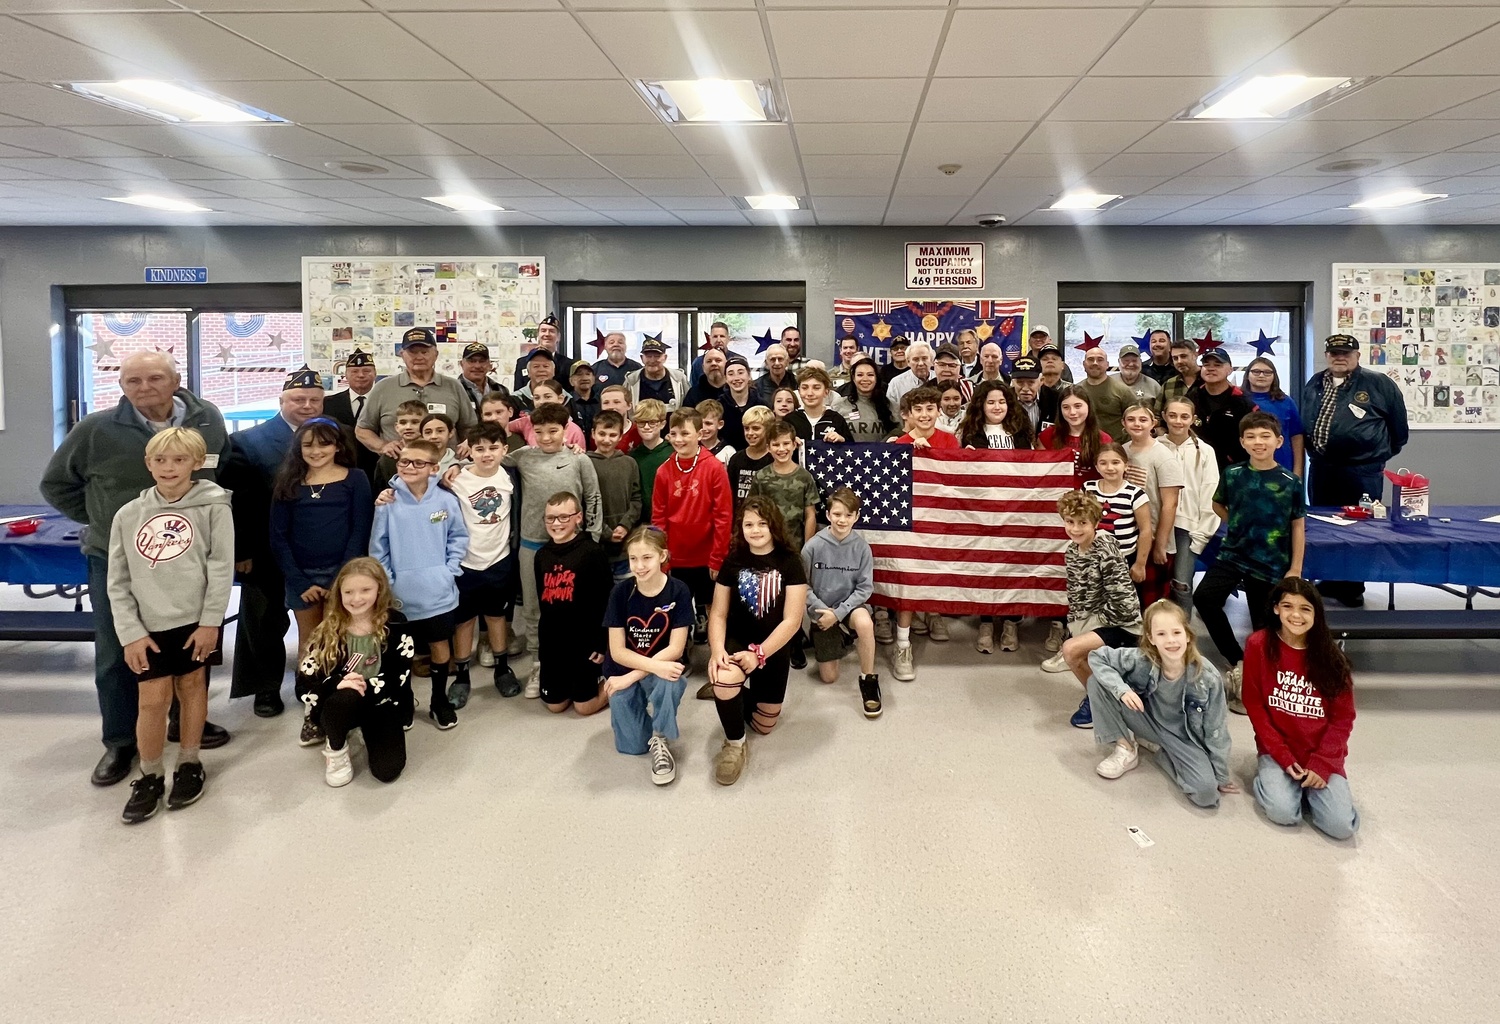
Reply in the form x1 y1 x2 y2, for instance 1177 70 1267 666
1333 263 1500 429
301 257 547 381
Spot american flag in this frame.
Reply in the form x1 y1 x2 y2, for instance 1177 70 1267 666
803 443 1074 617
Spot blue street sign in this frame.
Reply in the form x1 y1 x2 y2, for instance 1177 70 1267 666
145 267 209 284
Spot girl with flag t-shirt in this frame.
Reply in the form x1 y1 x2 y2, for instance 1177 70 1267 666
1242 577 1359 840
1084 443 1151 585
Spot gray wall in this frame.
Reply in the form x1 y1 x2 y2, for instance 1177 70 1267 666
3 224 1497 505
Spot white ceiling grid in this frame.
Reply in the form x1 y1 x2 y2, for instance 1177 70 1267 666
0 1 1496 226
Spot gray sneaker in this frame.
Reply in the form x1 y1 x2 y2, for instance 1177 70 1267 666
648 735 677 786
892 643 916 682
1044 620 1066 653
999 620 1020 651
524 664 541 699
873 610 894 645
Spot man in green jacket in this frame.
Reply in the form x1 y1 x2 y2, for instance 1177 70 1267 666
41 352 234 787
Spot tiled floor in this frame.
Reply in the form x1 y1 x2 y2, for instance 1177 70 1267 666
1 584 1496 1024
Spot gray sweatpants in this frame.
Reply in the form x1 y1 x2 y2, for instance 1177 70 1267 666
1086 677 1220 808
517 542 541 654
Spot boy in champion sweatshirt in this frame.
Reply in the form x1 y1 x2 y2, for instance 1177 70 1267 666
587 409 643 581
370 438 469 729
801 487 881 718
106 427 235 823
652 407 733 644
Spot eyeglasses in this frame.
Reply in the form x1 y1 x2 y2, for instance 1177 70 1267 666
544 512 579 524
1247 368 1275 375
397 458 432 468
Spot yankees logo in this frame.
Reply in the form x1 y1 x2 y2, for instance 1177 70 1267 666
134 513 194 566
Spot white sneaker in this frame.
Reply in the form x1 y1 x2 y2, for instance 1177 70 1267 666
999 620 1020 652
476 637 495 668
1096 741 1140 779
910 615 929 636
927 614 950 642
524 664 541 699
648 735 676 786
892 643 916 682
873 609 894 645
975 622 994 654
322 742 353 787
1044 620 1066 653
1040 652 1069 673
506 632 526 658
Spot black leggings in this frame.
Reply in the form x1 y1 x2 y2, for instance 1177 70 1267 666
714 656 790 741
1192 562 1273 667
320 688 407 783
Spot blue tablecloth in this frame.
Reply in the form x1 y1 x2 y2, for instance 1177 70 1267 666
0 505 89 586
1301 505 1500 588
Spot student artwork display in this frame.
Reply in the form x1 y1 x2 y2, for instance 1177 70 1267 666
301 257 546 380
833 298 1029 370
1332 264 1500 429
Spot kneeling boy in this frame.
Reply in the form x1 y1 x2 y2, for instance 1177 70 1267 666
535 491 613 715
801 487 881 719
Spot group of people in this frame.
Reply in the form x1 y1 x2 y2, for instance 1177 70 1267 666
40 318 1402 840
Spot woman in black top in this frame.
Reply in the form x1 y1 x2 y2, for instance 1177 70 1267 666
707 496 808 787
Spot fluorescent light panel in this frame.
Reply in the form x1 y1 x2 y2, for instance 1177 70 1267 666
63 81 287 124
1349 190 1448 210
1049 192 1122 211
106 194 211 212
1187 75 1356 120
744 194 800 211
636 79 783 124
423 195 505 212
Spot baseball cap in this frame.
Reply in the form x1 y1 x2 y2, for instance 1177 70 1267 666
1009 355 1041 379
888 335 910 349
401 327 436 348
933 344 961 362
1117 343 1141 358
569 359 595 376
526 347 554 363
462 341 489 360
1199 347 1233 364
1029 324 1052 338
1325 333 1359 352
640 333 668 355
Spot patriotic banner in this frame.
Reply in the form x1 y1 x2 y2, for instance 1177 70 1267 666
833 297 1029 371
803 443 1072 616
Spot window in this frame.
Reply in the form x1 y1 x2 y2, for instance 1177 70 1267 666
575 308 692 370
77 311 189 416
1062 309 1294 390
195 312 306 427
695 311 801 374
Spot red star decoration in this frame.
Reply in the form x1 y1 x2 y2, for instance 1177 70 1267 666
1075 332 1104 353
1195 329 1221 356
589 329 608 357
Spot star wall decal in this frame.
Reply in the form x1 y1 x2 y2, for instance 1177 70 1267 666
1131 331 1153 350
589 329 608 357
215 343 235 364
871 319 892 341
1251 329 1279 357
89 336 116 359
1075 332 1104 352
1195 329 1221 356
268 332 289 350
754 329 777 353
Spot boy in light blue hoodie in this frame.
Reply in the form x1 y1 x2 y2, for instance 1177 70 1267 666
371 438 469 730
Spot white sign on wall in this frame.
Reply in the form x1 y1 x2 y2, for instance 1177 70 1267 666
905 242 985 291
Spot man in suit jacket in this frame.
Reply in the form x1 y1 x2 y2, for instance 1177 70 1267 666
323 348 380 486
512 313 568 392
221 365 325 717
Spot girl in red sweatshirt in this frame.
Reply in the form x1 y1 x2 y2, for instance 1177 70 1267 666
1242 577 1359 840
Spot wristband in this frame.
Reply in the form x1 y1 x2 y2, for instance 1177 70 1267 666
747 643 767 669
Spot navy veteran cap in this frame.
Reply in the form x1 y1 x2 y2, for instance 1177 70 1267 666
539 312 559 329
283 364 323 391
462 341 490 360
640 332 668 355
1325 333 1359 352
1009 355 1041 379
401 327 436 348
345 348 374 368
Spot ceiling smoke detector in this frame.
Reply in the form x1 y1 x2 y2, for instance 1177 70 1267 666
1316 158 1380 173
938 163 962 176
324 160 390 175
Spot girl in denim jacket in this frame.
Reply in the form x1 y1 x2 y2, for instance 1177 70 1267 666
1085 600 1238 808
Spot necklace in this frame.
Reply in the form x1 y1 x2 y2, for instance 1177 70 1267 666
309 482 329 499
673 449 700 473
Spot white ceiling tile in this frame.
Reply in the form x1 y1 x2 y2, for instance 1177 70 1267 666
426 124 579 156
1125 121 1279 155
0 140 50 158
607 210 689 225
213 12 467 80
0 1 179 10
578 197 660 211
380 154 520 179
167 154 333 178
773 11 945 78
1454 133 1500 153
674 211 750 225
501 154 616 177
795 123 907 156
1180 150 1327 176
0 155 119 177
883 200 963 226
0 163 55 179
743 209 815 226
648 195 736 209
169 0 371 8
893 170 994 197
1227 176 1355 197
1387 153 1500 175
341 82 530 125
65 124 262 158
20 11 315 81
221 80 407 125
487 81 657 123
1090 152 1218 177
198 179 336 201
1249 9 1493 79
906 121 1030 167
803 153 899 177
1305 77 1500 121
369 0 561 9
939 10 1134 78
1089 7 1325 78
0 83 161 126
1247 120 1408 154
1429 88 1500 120
805 177 895 196
1049 77 1220 122
543 177 645 196
1016 121 1156 155
0 18 153 81
373 177 552 198
992 153 1106 180
0 126 150 157
88 155 241 178
783 78 924 123
393 13 618 79
921 78 1073 122
290 177 414 198
552 123 684 155
1399 22 1500 76
575 11 770 79
673 124 796 159
595 153 706 178
315 123 476 155
810 197 888 220
1145 176 1262 195
1426 175 1500 194
1368 119 1500 152
490 196 587 212
627 177 723 196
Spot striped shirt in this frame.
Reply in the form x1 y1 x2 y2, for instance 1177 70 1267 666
1084 479 1149 560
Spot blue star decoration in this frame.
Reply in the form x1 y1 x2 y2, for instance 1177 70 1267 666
1251 329 1279 357
754 328 777 353
1131 330 1153 351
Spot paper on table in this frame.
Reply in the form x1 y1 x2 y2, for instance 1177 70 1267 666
1307 514 1360 527
1481 514 1500 524
0 514 45 527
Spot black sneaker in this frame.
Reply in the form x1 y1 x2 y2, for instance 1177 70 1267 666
121 773 165 824
429 699 458 730
167 762 206 810
859 674 883 719
448 675 472 710
789 640 807 670
692 615 708 646
495 665 521 698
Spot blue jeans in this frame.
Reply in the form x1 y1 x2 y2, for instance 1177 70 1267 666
1171 527 1196 612
87 554 139 750
1254 755 1360 840
608 673 687 754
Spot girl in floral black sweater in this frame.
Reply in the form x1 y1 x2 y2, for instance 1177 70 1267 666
296 557 416 786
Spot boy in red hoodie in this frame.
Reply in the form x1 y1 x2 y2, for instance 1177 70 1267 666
653 407 733 648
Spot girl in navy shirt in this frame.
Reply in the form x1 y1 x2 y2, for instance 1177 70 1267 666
1244 357 1305 477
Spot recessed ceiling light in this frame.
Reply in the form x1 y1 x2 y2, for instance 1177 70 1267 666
105 194 212 213
1182 75 1365 121
1049 192 1123 211
1349 189 1449 210
635 79 783 124
742 194 801 211
61 81 287 124
423 195 505 212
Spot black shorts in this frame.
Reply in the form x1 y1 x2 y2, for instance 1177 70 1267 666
671 566 714 617
539 653 601 706
456 556 517 621
727 640 791 705
405 610 457 648
1092 626 1141 650
810 615 858 664
134 622 207 682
